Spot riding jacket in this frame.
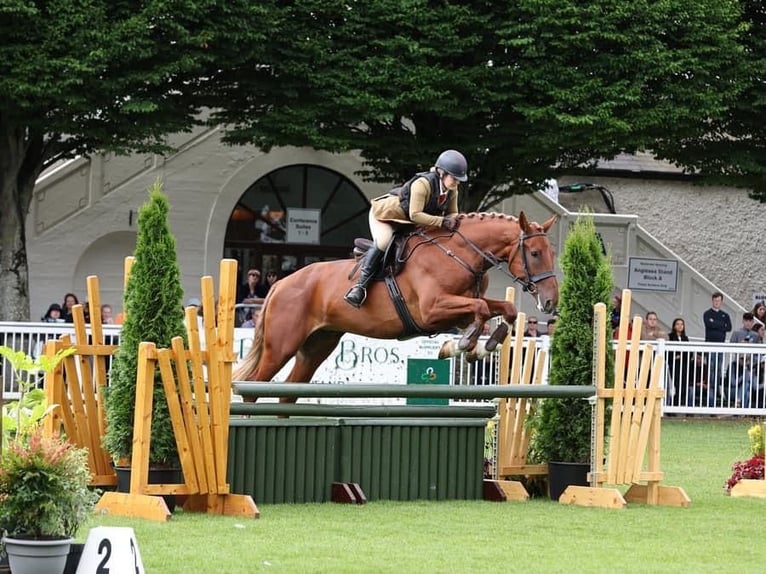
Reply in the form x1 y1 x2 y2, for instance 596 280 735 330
371 171 458 227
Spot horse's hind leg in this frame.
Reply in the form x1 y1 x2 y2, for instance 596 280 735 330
281 330 344 403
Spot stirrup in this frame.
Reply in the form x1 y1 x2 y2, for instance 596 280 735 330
344 285 367 309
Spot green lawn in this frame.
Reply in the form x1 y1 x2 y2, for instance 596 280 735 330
86 419 766 573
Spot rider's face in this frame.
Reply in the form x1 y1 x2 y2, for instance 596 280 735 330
441 173 460 192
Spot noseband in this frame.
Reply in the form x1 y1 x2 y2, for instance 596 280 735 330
509 231 556 294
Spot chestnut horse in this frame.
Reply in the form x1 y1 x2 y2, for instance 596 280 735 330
234 211 558 387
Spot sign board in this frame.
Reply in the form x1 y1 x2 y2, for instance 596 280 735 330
753 292 766 307
627 257 678 292
286 208 321 244
77 526 144 573
406 358 451 405
232 332 454 405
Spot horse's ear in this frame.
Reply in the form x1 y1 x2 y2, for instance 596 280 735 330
518 211 530 231
542 214 559 233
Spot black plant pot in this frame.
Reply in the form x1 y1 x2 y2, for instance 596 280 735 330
114 466 182 512
547 461 590 501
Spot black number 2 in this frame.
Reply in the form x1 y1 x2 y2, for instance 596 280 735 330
95 537 140 574
96 538 111 573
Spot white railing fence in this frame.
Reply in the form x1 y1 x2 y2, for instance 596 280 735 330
2 322 764 416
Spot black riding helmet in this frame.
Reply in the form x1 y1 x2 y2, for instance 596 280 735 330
435 150 468 182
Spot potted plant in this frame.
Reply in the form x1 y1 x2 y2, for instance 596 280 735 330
529 214 614 500
103 180 188 505
0 346 96 574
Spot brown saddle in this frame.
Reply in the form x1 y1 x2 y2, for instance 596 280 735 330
352 233 410 279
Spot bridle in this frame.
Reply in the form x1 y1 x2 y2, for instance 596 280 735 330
408 227 555 301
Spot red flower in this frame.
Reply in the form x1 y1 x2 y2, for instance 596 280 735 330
725 454 765 492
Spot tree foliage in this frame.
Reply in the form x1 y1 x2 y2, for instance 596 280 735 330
211 0 745 211
103 181 187 465
0 0 269 320
0 0 753 320
530 215 614 463
654 0 766 201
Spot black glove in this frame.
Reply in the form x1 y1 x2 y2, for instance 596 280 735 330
441 216 460 232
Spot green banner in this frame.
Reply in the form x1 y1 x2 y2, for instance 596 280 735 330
406 358 451 405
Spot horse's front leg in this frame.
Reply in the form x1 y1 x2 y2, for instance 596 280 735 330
419 295 492 351
480 298 518 351
481 298 518 325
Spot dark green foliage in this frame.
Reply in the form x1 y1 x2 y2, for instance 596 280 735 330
103 181 186 465
531 215 614 463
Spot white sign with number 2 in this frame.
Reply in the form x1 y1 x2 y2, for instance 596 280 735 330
77 526 145 574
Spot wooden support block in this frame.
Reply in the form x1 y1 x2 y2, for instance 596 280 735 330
95 491 171 522
730 479 766 498
331 482 366 504
348 483 367 504
624 484 691 507
483 479 530 502
183 494 260 518
558 486 627 509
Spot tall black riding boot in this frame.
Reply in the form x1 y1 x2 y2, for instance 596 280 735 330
344 247 384 308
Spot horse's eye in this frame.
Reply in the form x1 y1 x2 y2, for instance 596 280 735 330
530 250 539 257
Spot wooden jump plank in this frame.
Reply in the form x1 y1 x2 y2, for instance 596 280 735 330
202 278 227 494
171 336 209 494
157 348 199 495
186 307 218 494
129 342 155 495
71 306 109 479
214 259 238 493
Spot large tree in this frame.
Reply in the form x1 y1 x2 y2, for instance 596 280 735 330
211 0 745 210
0 0 267 320
655 0 766 201
0 0 748 320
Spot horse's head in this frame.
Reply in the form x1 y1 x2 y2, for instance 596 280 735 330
509 211 559 313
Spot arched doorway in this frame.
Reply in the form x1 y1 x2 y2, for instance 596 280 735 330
224 164 370 280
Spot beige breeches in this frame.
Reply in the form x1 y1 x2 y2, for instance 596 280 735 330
369 209 395 251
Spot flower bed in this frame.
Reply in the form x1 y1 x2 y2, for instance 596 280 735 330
725 424 765 493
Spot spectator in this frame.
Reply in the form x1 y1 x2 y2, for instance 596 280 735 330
730 312 759 343
728 336 756 408
237 269 267 326
703 291 732 406
524 316 540 337
546 317 557 337
753 302 766 327
753 322 766 343
640 311 666 340
41 303 65 323
241 308 261 329
610 294 622 330
61 292 79 323
262 270 279 297
666 318 690 407
689 353 710 408
238 269 268 303
101 304 114 324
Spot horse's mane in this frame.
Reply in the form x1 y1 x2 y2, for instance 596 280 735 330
457 212 518 222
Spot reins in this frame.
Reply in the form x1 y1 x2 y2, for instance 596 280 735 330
404 226 554 296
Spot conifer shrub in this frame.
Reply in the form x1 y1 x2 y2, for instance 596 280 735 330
103 180 187 466
530 214 614 463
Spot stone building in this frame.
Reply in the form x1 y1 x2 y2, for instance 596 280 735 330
29 129 764 338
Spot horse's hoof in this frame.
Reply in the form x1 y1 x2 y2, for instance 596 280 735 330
485 323 509 352
458 324 480 350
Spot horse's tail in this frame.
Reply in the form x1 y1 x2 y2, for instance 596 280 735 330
233 308 265 382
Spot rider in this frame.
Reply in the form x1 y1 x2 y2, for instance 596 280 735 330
344 149 467 308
